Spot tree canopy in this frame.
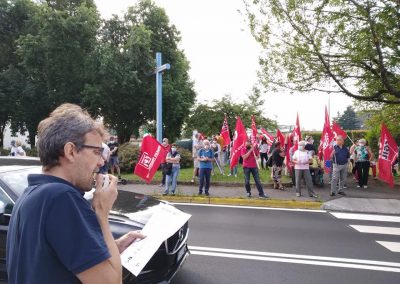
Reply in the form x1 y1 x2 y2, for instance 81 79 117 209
333 105 361 130
244 0 400 104
0 0 196 147
183 89 278 138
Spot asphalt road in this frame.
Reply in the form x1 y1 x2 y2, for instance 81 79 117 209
171 204 400 284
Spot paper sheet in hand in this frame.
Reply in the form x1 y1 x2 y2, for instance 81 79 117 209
120 203 191 276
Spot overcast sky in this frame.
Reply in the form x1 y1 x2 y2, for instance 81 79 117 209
95 0 354 131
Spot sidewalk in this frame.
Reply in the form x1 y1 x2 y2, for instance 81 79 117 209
120 176 400 214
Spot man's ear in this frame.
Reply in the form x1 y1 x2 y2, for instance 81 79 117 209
63 142 77 163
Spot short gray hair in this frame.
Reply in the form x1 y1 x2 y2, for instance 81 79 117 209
37 103 106 170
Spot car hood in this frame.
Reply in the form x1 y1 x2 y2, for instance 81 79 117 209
110 190 167 228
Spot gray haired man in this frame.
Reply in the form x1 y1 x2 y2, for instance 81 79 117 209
330 135 350 196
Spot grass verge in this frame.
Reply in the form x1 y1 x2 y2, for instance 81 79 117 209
154 195 323 210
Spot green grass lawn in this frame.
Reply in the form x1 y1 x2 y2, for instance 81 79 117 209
121 165 291 184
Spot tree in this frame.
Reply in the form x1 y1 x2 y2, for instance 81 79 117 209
333 106 361 130
244 0 400 104
14 0 100 146
183 91 277 138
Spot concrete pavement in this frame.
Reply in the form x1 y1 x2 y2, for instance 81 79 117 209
120 176 400 214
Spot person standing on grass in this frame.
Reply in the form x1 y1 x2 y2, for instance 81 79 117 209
351 138 373 189
259 137 269 170
108 136 121 180
241 140 269 199
293 141 318 198
197 140 214 196
191 133 203 183
330 136 350 196
163 144 181 196
159 138 170 187
271 142 285 190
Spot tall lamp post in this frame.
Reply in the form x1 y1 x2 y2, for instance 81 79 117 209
155 52 170 143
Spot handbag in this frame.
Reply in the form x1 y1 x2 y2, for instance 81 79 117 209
164 163 173 175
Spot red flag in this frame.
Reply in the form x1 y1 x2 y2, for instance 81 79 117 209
230 117 247 170
291 113 301 151
250 115 258 146
276 129 285 147
332 121 347 140
220 115 231 147
378 124 399 188
318 107 334 173
261 128 275 146
134 135 168 183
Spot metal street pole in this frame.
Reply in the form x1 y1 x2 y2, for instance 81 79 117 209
155 52 170 143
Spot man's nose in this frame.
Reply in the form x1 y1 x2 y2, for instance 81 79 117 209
97 157 105 167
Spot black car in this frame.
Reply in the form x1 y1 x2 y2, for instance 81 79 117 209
0 157 189 283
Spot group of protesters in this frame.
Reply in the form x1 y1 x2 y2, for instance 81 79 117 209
158 131 399 199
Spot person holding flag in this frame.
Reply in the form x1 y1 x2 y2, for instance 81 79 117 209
330 135 350 196
378 124 399 187
241 140 269 199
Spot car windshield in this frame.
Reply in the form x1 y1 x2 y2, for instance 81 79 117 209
0 167 41 197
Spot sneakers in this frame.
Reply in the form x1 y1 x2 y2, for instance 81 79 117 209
162 192 168 196
363 185 368 189
205 192 210 196
198 191 203 195
338 191 346 196
235 174 238 177
227 173 232 177
259 194 269 199
296 193 301 197
191 179 195 183
357 185 361 188
309 194 319 198
330 193 336 197
246 192 251 198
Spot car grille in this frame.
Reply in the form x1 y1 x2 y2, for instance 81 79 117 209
165 221 189 255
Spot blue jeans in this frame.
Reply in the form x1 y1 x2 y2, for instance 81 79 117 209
243 167 264 196
199 168 212 193
164 167 179 194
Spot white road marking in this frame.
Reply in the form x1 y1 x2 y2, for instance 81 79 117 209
189 246 400 267
331 212 400 223
190 250 400 273
376 241 400 253
171 202 326 213
349 225 400 235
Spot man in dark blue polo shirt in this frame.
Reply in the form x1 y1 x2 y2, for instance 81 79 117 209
330 135 350 196
6 104 144 284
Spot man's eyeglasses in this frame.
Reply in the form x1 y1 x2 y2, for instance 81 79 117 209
79 144 104 157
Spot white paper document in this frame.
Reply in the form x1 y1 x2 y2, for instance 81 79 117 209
120 203 191 276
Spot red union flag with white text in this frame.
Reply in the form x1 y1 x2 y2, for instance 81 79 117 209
220 115 231 147
318 107 334 173
134 135 168 183
378 124 398 188
230 117 247 170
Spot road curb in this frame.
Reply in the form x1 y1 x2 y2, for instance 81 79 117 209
155 195 323 210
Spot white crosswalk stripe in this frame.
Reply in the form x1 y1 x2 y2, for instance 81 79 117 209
330 212 400 253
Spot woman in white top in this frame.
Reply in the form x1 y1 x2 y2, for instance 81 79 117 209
14 140 26 156
293 141 317 198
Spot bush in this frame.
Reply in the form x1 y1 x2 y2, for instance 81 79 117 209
118 143 141 173
177 147 193 169
175 139 192 152
25 147 38 157
0 148 10 156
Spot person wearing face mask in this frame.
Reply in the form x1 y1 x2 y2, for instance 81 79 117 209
351 138 372 189
293 141 318 198
197 140 214 196
163 144 181 196
305 136 315 153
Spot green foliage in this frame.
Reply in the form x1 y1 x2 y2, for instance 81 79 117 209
244 0 400 104
0 148 10 156
25 146 38 157
176 147 193 169
333 106 361 130
183 90 277 138
118 143 141 173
